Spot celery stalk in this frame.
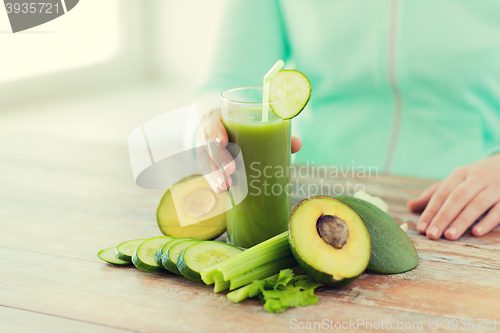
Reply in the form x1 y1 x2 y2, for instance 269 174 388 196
201 265 218 285
200 232 294 293
227 284 252 303
227 273 280 303
215 232 288 273
213 272 230 293
229 255 297 290
218 232 288 266
219 241 291 280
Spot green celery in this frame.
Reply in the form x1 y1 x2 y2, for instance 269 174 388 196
228 269 323 313
219 241 291 280
201 265 218 285
229 255 297 290
217 232 287 267
200 232 293 293
214 232 288 276
227 284 252 303
213 272 230 293
227 273 280 303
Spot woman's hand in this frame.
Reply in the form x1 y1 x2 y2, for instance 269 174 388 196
196 107 302 192
407 153 500 240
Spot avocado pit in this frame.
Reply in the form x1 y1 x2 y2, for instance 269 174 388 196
184 188 216 217
316 214 349 249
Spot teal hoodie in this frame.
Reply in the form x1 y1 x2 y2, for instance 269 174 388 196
196 0 500 179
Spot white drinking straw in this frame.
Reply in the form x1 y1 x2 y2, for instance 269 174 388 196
262 59 285 122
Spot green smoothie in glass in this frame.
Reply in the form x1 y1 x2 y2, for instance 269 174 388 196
221 87 291 248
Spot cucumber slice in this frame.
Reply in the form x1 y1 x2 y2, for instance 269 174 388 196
153 236 175 265
160 237 196 270
177 241 243 284
164 240 201 275
131 236 172 273
98 247 130 266
269 70 311 119
115 239 147 262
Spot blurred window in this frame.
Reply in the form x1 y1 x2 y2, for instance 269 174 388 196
0 0 121 84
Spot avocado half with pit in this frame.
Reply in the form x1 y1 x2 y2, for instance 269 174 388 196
288 196 371 286
157 174 227 240
336 196 419 274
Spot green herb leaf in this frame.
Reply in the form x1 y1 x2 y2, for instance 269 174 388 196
248 279 266 298
261 269 322 313
261 288 319 313
228 269 323 313
275 269 294 289
264 299 286 313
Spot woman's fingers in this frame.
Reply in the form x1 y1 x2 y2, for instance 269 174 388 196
407 182 441 213
208 145 236 176
196 146 232 193
425 179 486 240
215 173 233 191
444 188 500 240
198 108 235 185
291 136 302 154
472 203 500 236
416 169 466 234
202 108 229 149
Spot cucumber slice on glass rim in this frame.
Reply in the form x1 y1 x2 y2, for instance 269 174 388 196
98 247 131 266
269 70 311 120
131 236 172 273
115 239 147 262
177 241 243 284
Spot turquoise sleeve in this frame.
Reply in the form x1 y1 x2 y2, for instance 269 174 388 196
482 108 500 158
484 146 500 157
195 0 289 114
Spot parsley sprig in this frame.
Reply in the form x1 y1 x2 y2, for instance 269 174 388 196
228 269 323 313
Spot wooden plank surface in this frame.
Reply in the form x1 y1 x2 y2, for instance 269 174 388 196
1 108 500 333
0 306 131 333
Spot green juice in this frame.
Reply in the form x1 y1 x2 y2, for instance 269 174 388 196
222 108 291 248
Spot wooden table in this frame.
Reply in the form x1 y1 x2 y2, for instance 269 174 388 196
1 108 499 333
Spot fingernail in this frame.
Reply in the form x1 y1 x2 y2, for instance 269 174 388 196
428 226 439 238
215 137 222 147
446 227 457 238
217 176 225 189
475 226 483 235
417 222 428 233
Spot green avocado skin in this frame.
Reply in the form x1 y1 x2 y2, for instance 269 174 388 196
336 196 419 274
288 233 358 287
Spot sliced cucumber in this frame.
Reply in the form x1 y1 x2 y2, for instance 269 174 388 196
154 236 175 265
269 70 311 119
177 241 243 284
115 239 147 262
160 237 196 270
98 247 130 266
131 236 172 273
164 240 201 275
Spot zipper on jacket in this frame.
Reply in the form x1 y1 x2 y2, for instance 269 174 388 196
384 0 402 174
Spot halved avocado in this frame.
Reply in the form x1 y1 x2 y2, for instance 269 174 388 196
336 196 419 274
157 174 227 240
288 196 371 287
